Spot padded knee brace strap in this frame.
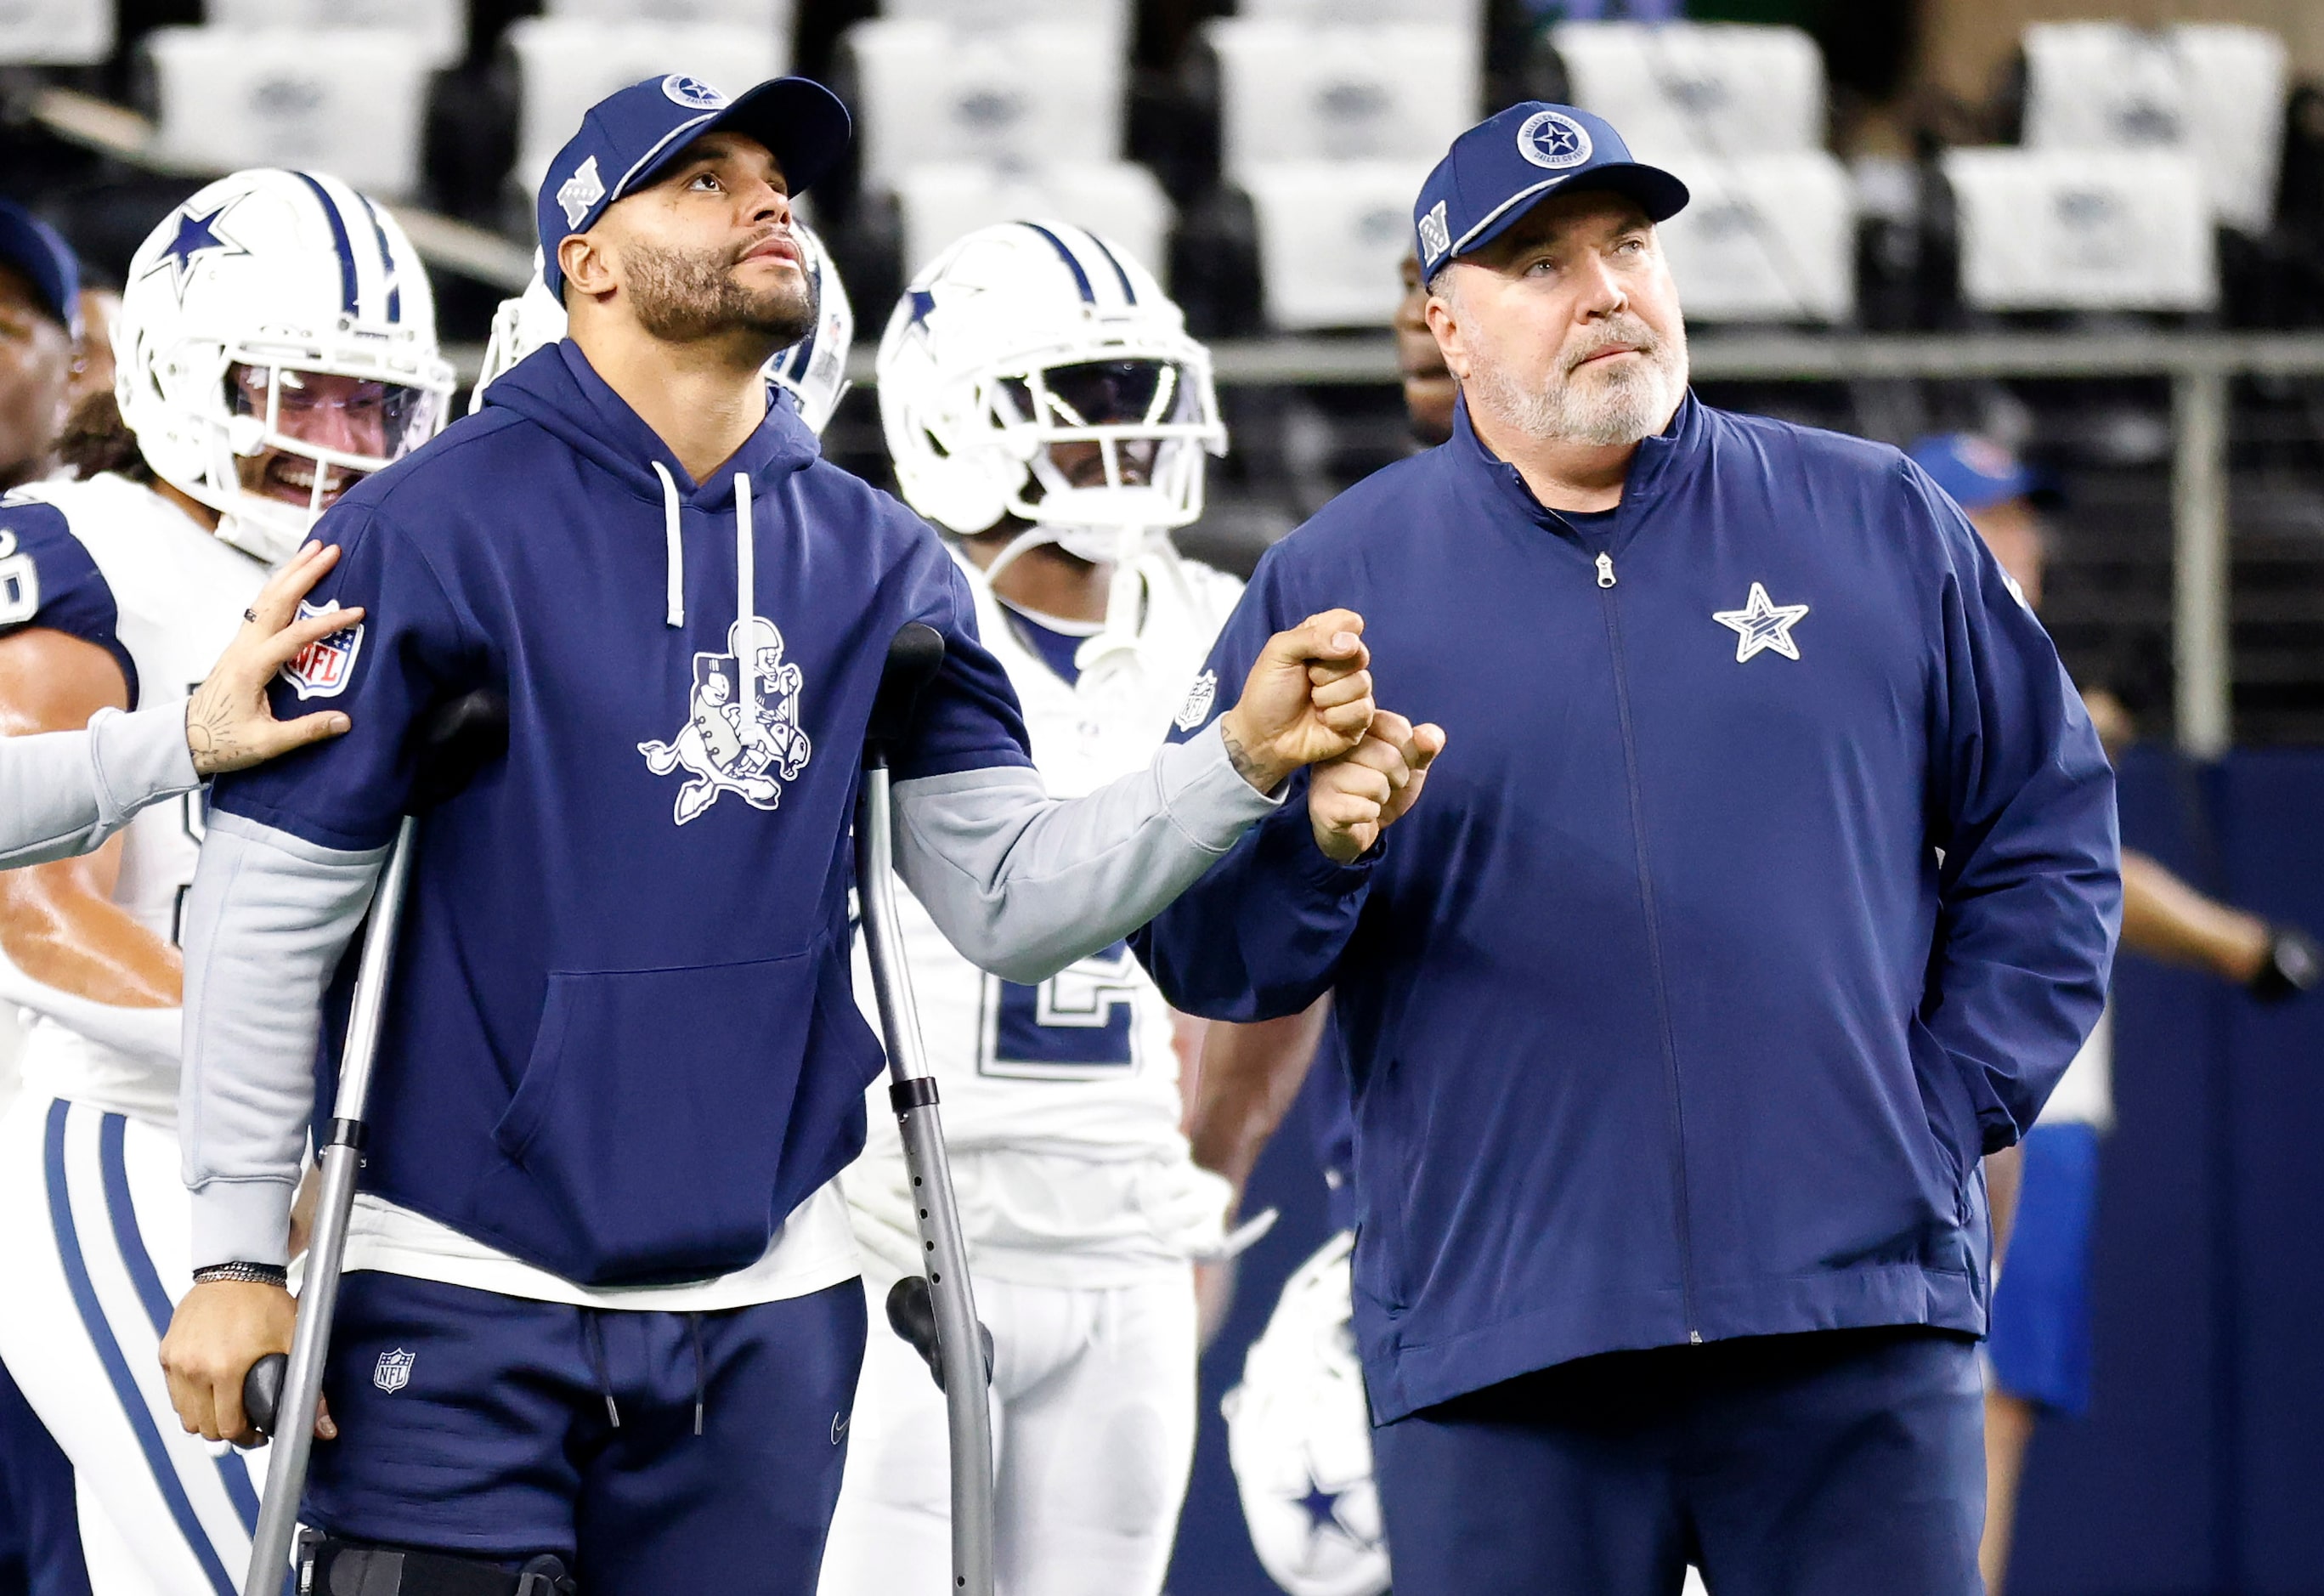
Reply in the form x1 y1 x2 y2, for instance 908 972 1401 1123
302 1537 575 1596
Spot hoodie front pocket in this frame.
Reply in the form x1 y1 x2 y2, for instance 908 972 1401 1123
492 952 817 1286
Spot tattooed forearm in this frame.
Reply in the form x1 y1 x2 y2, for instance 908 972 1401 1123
1218 710 1292 797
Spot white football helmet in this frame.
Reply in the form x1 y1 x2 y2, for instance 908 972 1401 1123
116 168 455 564
468 222 855 436
1223 1231 1392 1596
875 219 1225 565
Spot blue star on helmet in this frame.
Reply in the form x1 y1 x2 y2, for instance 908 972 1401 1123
145 205 246 301
906 288 937 329
1297 1482 1343 1534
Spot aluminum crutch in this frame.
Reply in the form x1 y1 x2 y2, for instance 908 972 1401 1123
240 689 509 1596
856 621 996 1596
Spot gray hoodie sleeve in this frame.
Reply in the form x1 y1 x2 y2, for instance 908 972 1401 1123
179 810 386 1270
0 705 201 869
891 720 1281 985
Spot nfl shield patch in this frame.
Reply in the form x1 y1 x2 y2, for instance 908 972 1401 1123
280 600 363 700
1175 669 1219 733
373 1347 415 1394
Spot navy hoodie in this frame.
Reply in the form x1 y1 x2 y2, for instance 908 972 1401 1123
1136 394 2121 1422
208 342 1032 1286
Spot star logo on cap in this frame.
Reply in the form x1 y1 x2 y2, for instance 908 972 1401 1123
144 204 245 302
1517 109 1594 172
1712 582 1811 663
661 74 727 110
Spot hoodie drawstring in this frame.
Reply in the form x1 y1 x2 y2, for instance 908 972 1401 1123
583 1310 620 1429
733 472 755 633
689 1312 706 1437
651 460 684 629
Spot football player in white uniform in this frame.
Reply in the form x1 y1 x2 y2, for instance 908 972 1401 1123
0 167 450 1594
466 220 853 432
817 219 1295 1596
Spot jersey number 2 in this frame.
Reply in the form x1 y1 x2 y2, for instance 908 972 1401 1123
978 942 1142 1080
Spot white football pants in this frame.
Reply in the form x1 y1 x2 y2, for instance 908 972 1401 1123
817 1262 1197 1596
0 1095 268 1595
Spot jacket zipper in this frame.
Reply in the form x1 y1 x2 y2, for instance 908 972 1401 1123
1589 546 1703 1344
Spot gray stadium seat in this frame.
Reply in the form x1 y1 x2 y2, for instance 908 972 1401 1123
1552 21 1827 166
1236 0 1484 26
1654 155 1855 324
505 19 785 198
893 163 1170 285
541 0 794 28
1204 20 1476 173
0 0 113 63
2021 21 2290 235
206 0 464 67
1241 160 1429 331
841 19 1125 192
144 26 432 198
1941 148 2216 314
879 0 1128 58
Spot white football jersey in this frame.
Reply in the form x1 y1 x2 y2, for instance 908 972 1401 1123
845 540 1243 1265
0 473 267 1123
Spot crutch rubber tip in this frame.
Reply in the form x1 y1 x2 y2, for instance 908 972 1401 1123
243 1352 288 1440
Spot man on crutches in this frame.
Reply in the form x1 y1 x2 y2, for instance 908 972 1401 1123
157 71 1405 1596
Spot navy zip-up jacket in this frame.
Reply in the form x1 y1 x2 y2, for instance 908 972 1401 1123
1136 394 2120 1423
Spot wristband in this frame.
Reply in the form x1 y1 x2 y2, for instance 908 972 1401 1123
193 1261 289 1288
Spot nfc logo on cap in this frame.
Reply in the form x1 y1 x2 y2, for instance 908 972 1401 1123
557 156 607 229
662 75 727 110
1517 110 1593 172
1416 201 1452 269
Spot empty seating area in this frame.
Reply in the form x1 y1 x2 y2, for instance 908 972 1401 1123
6 2 2324 739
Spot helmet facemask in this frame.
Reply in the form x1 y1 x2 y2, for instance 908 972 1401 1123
970 348 1224 541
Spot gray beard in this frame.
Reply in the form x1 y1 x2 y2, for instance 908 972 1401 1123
624 239 817 348
1470 319 1689 448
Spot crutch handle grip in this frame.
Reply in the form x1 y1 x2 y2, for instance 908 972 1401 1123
243 1352 288 1440
863 623 947 765
884 1275 994 1394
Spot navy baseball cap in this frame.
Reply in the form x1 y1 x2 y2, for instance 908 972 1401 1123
0 198 81 340
537 72 851 297
1908 433 2062 513
1413 103 1689 282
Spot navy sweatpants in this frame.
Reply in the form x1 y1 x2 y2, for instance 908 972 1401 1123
305 1274 867 1594
1371 1327 1985 1596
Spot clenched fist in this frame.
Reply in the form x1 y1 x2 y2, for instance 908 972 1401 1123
1309 710 1445 863
1217 609 1376 795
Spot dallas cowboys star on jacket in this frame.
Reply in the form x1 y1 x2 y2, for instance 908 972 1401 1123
178 339 1278 1289
1135 393 2120 1423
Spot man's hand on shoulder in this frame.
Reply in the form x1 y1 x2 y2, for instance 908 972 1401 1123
1309 710 1446 863
1217 609 1377 795
184 541 361 777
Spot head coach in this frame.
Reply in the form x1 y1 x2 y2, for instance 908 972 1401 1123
1136 103 2121 1596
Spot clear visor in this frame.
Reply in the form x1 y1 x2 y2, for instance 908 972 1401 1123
225 362 445 523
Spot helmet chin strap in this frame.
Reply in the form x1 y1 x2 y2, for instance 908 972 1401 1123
975 522 1153 677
